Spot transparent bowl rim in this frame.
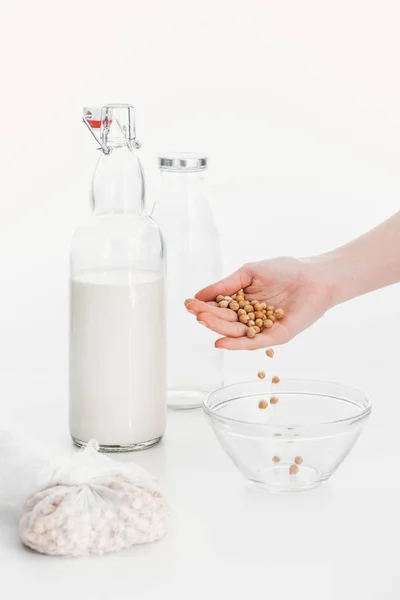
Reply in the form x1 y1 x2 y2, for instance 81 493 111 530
203 378 372 430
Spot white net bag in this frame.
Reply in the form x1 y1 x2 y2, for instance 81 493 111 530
0 431 169 556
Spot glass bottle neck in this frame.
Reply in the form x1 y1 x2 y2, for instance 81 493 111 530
92 144 145 216
160 169 206 189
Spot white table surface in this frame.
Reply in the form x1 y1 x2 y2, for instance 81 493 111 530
0 368 399 600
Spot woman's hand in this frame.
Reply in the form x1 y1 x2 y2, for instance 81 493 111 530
185 256 336 350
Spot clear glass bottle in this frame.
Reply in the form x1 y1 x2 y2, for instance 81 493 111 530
69 104 166 452
153 153 223 409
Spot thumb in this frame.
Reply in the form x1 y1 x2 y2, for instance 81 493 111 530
195 264 254 302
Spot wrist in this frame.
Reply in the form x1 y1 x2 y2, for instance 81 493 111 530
307 251 354 308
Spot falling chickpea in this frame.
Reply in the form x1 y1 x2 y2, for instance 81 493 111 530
266 348 274 358
270 396 279 405
272 456 280 463
272 376 280 384
289 464 299 475
258 400 268 409
294 456 303 465
258 371 266 379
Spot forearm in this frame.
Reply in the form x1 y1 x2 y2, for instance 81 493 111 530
313 211 400 306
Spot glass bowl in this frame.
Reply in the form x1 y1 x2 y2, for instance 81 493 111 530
203 379 371 493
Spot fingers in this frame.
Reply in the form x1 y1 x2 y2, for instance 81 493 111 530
195 265 254 302
214 322 291 351
197 312 248 338
184 298 239 322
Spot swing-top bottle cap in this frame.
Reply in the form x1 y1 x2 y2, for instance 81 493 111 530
83 107 104 129
83 104 138 152
158 153 208 172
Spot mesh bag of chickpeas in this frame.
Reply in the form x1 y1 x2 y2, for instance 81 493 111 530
0 431 169 557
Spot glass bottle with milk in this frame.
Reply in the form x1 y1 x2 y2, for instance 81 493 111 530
153 154 223 409
69 104 166 452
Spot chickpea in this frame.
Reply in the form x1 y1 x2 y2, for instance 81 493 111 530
275 308 285 320
229 301 240 311
294 456 303 465
258 400 268 409
224 296 232 303
269 396 279 405
247 312 255 321
219 300 229 308
272 376 280 384
257 371 266 379
248 320 255 327
260 303 267 310
268 315 276 323
289 464 299 475
239 314 250 324
266 348 274 358
267 305 275 312
254 302 263 312
255 319 263 327
251 300 258 306
253 326 261 333
238 308 246 316
216 295 224 303
247 327 257 338
254 311 264 319
238 300 247 308
263 319 273 328
272 456 280 463
244 305 253 313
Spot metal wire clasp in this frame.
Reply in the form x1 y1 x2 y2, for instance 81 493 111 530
82 114 142 154
82 114 111 155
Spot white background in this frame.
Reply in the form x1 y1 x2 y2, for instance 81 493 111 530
0 1 400 598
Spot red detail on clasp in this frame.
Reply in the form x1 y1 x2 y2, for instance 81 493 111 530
87 119 113 129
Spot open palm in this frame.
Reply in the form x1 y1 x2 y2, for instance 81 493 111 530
185 257 335 350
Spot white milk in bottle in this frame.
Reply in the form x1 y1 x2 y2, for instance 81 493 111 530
70 269 165 448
